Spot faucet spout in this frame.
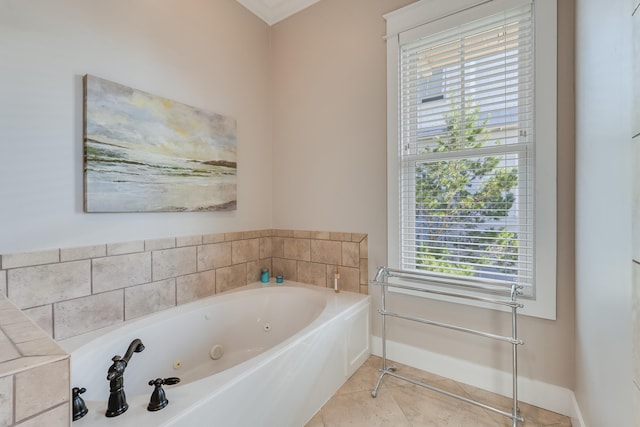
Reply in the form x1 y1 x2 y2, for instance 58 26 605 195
105 338 145 417
123 338 145 364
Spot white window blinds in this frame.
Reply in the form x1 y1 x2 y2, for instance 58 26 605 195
399 3 534 291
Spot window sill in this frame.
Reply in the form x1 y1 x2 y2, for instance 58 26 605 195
383 277 555 320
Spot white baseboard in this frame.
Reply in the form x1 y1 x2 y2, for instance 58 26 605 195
371 337 586 426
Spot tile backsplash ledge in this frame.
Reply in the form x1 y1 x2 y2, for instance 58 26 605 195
0 229 368 341
0 296 70 426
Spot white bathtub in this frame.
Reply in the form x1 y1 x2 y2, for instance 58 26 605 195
60 282 371 427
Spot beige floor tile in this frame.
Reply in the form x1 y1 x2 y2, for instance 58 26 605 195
337 356 403 395
457 383 571 426
393 383 499 426
315 391 411 427
307 356 572 427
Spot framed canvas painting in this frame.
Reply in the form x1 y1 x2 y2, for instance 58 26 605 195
83 75 237 212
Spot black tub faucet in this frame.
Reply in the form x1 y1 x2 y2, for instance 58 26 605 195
105 338 145 417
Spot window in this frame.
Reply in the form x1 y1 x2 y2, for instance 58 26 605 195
385 0 557 319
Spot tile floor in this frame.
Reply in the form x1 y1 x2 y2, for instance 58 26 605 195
306 356 572 427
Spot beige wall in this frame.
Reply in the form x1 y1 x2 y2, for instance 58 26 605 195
0 0 272 254
271 0 414 275
272 0 576 391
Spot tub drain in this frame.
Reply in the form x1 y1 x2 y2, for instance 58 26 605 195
210 344 224 360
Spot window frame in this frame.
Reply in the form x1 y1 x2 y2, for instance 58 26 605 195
385 0 557 320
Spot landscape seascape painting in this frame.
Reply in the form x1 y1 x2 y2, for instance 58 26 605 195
83 74 237 212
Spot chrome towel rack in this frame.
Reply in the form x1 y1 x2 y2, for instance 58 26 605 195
370 266 525 427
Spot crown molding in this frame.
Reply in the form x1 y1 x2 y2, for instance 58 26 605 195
236 0 321 25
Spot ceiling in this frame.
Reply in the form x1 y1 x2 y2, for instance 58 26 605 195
235 0 321 25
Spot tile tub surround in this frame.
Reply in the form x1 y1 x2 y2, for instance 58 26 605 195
0 229 368 341
0 295 70 427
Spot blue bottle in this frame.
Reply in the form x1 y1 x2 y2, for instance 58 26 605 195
261 269 269 283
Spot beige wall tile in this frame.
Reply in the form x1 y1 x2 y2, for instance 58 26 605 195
334 266 360 293
8 261 91 309
0 249 59 270
272 237 284 258
198 242 232 271
176 270 215 305
14 402 69 427
216 264 247 293
330 232 351 242
232 239 260 264
310 230 330 240
247 259 271 284
0 308 23 327
259 237 272 259
202 233 225 244
16 337 66 357
243 230 264 239
21 305 53 338
2 321 47 344
360 259 369 286
360 285 369 295
145 237 176 251
92 252 151 293
272 258 297 282
311 240 341 265
107 240 144 256
298 261 326 287
352 233 367 242
0 374 12 426
54 290 123 340
0 298 13 311
342 242 360 268
15 359 69 422
225 232 244 241
274 229 294 237
60 244 106 262
152 246 197 281
284 238 310 261
124 279 176 320
360 237 369 259
0 356 58 376
0 332 20 362
293 230 310 238
177 234 202 247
